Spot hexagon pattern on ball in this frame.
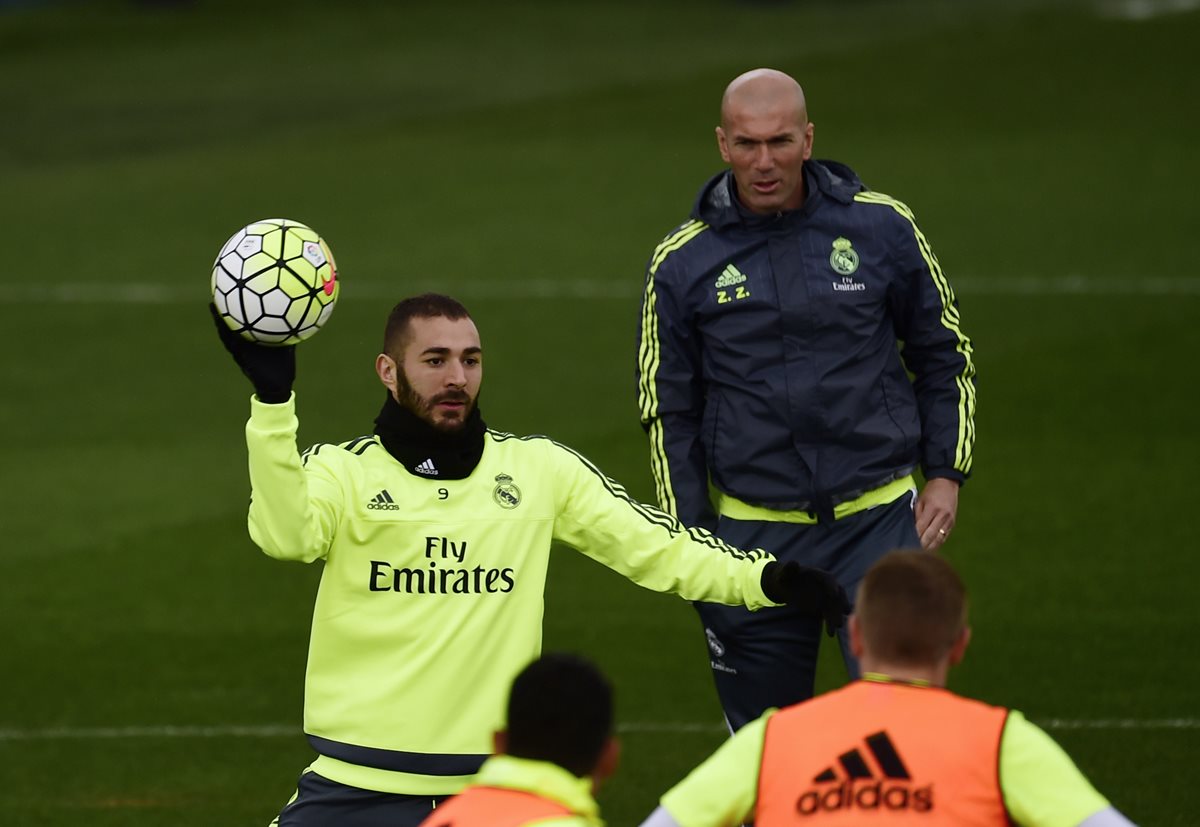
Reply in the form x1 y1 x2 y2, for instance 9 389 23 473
210 218 340 345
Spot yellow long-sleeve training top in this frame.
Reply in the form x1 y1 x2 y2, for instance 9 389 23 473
245 395 775 796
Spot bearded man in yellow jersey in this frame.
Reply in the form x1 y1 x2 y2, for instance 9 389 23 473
210 293 850 827
639 551 1136 827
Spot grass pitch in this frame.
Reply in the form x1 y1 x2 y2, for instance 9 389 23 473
1 1 1198 824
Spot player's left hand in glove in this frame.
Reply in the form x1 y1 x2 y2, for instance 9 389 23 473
209 302 295 404
760 561 852 637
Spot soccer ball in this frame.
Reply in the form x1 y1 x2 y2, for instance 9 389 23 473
211 218 340 345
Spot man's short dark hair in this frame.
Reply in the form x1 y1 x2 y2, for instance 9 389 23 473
856 550 968 666
505 652 614 778
382 293 472 355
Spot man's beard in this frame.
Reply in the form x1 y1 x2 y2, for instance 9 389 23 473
395 371 475 433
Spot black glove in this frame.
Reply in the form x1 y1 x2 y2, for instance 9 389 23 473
209 302 295 403
760 560 852 637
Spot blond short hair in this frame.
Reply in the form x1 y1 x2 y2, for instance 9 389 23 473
856 550 968 666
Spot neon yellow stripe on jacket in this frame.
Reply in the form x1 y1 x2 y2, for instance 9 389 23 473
853 192 976 475
638 220 709 421
637 220 709 516
647 418 674 518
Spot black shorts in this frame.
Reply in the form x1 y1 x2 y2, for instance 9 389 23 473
271 771 450 827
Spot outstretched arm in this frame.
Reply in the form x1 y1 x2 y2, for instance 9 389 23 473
546 439 849 633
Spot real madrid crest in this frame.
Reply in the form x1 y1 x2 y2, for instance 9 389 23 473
829 236 860 276
493 473 522 509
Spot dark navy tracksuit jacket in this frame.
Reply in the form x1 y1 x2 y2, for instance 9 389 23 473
635 160 975 533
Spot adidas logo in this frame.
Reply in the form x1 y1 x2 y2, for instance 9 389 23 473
414 459 438 476
713 264 747 288
798 731 932 816
367 490 399 511
815 730 910 782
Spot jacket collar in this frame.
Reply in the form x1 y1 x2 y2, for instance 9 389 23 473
472 755 602 823
691 159 865 231
373 392 486 480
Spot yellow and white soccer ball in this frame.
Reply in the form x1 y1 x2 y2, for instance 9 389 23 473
211 218 340 345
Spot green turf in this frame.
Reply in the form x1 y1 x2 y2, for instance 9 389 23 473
1 0 1197 824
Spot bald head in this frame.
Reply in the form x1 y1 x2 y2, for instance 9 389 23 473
715 68 814 214
720 68 808 130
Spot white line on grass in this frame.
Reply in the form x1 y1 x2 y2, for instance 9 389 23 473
0 719 1196 741
1094 0 1200 21
3 277 1200 304
1038 718 1200 730
0 724 298 740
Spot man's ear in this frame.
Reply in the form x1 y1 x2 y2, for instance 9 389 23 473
492 729 507 756
716 126 731 164
376 353 398 395
948 625 972 667
592 736 621 791
848 614 865 660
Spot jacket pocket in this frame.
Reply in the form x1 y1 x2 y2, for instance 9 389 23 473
879 370 919 456
701 389 722 471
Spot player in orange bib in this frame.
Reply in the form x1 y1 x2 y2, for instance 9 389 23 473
639 550 1136 827
419 653 619 827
